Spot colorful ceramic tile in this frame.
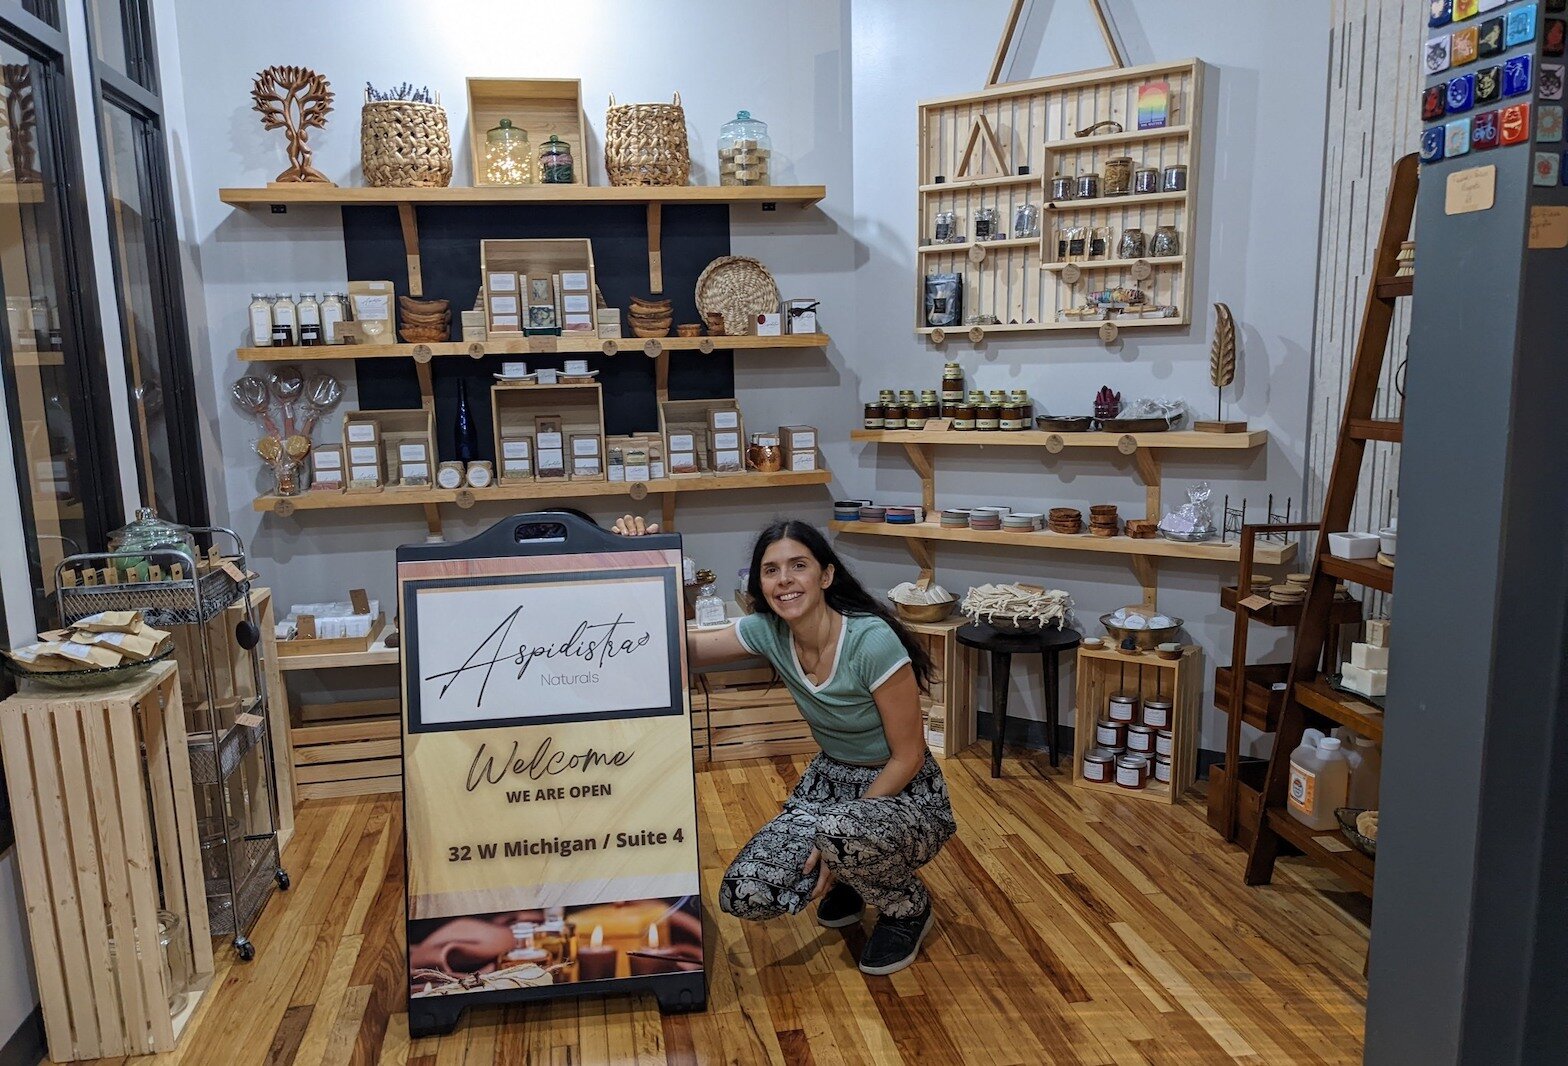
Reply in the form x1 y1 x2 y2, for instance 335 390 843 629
1539 103 1565 140
1505 54 1533 96
1431 0 1454 24
1506 4 1539 46
1501 102 1532 143
1447 116 1475 155
1546 18 1566 54
1427 34 1454 74
1473 108 1502 148
1455 0 1480 18
1452 25 1480 64
1448 72 1477 111
1421 126 1447 163
1478 16 1507 55
1424 85 1450 120
1533 150 1561 184
1476 65 1504 104
1541 62 1565 99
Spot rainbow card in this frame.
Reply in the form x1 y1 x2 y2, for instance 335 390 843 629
1138 81 1170 130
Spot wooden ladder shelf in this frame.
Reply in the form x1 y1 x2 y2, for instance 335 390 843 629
1241 152 1418 897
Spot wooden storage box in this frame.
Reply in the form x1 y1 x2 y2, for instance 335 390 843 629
491 382 606 482
691 661 818 764
290 698 402 800
341 412 384 492
0 665 213 1060
660 398 745 479
902 616 976 758
480 239 597 336
466 78 588 187
348 409 435 490
1072 644 1203 803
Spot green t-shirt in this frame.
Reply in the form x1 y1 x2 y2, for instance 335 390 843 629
734 611 912 765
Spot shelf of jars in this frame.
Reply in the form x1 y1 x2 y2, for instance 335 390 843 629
830 519 1294 566
850 428 1268 450
237 333 831 363
219 185 825 207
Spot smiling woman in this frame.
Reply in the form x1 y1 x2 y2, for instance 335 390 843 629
612 515 955 977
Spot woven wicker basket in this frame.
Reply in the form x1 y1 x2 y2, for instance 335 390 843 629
695 256 780 336
605 93 690 187
361 101 453 188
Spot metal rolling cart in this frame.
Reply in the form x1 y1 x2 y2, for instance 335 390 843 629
54 511 289 961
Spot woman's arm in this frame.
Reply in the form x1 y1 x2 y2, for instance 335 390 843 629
610 515 753 671
862 664 928 798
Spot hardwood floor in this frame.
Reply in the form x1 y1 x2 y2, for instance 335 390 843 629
106 747 1368 1066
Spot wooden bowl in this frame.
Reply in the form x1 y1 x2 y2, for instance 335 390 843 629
894 600 956 624
1155 645 1183 660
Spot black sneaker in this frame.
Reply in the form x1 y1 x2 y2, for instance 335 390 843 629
815 882 865 928
857 902 934 975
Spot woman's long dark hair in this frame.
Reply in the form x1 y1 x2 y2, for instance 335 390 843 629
746 519 935 693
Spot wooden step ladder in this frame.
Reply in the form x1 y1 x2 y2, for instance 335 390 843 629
1242 152 1418 896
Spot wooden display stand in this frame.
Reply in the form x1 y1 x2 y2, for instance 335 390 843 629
491 382 607 482
1072 644 1202 803
902 615 977 757
466 78 588 187
0 665 213 1061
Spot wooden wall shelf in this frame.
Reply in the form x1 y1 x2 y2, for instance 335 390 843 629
831 519 1294 566
219 185 825 208
851 428 1267 450
1040 124 1194 152
238 333 830 363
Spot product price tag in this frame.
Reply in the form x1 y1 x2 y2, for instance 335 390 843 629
1315 834 1352 853
1528 205 1568 248
235 712 264 729
1445 164 1496 214
923 418 953 431
1240 594 1273 612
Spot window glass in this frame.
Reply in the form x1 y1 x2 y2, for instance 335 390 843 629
88 0 155 89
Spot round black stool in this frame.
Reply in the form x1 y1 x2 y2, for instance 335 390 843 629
957 622 1082 778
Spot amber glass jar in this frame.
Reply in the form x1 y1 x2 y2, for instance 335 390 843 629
974 402 1001 431
1009 388 1032 423
950 402 975 430
908 402 933 424
864 402 886 430
999 401 1025 431
941 363 964 408
897 389 917 407
878 388 895 404
883 403 907 430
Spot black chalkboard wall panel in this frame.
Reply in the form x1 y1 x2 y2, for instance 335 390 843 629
341 204 736 465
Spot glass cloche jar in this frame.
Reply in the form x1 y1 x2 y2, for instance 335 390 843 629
538 133 574 184
482 119 534 185
109 507 197 580
717 110 771 186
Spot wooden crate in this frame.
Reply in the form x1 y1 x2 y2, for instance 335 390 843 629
466 78 588 186
480 238 597 335
291 698 402 800
659 397 745 478
692 664 818 764
491 382 606 482
902 615 976 758
1072 644 1203 803
0 664 213 1060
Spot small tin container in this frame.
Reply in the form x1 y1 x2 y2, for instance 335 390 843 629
1142 698 1173 729
1161 163 1188 192
1127 723 1156 755
1076 172 1100 200
1133 166 1160 195
1107 693 1139 723
1095 718 1127 749
1049 174 1076 201
1155 729 1174 758
1115 754 1150 790
1082 748 1116 783
1153 754 1173 784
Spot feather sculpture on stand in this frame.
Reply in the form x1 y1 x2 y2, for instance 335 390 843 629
1196 302 1247 433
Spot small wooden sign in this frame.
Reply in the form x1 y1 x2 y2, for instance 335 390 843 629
296 614 318 640
148 565 164 582
349 588 371 616
1444 165 1495 215
923 418 953 432
1239 594 1273 612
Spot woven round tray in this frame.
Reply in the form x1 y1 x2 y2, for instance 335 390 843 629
695 256 780 337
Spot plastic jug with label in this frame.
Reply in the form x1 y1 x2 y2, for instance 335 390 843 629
1288 735 1350 830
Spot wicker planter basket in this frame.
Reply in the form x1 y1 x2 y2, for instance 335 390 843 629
361 101 453 188
605 92 690 187
695 256 780 336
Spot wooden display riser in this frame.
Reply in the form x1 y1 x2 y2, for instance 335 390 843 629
902 615 977 758
291 699 402 800
691 665 818 765
1072 645 1203 803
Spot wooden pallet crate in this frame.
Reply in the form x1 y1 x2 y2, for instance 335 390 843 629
291 697 402 799
1072 644 1202 803
0 664 213 1060
902 616 976 758
692 664 818 764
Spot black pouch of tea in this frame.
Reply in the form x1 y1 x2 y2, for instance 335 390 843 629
924 273 962 327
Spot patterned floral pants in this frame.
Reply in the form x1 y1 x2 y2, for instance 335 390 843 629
718 752 957 920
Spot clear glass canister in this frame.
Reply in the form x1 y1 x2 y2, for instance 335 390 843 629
538 134 574 184
718 110 772 186
110 507 197 580
483 119 534 185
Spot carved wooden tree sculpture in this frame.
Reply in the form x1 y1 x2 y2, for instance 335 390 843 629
251 65 334 184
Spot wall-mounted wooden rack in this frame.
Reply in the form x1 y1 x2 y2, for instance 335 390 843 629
238 333 830 363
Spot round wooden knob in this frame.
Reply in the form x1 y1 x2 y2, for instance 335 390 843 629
1130 258 1153 281
629 482 649 501
930 328 946 345
274 499 295 518
467 343 485 359
455 490 475 509
643 340 662 357
698 338 715 354
1117 434 1138 455
1045 433 1065 454
968 326 985 343
1099 321 1120 344
412 344 433 364
968 244 987 265
1061 263 1082 285
601 340 618 356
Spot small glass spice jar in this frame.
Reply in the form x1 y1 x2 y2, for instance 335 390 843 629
1142 697 1173 729
1133 166 1160 195
1154 754 1173 784
1108 692 1139 722
883 403 907 431
949 402 975 430
999 399 1025 431
1161 163 1188 192
1155 729 1174 758
1095 717 1128 749
1082 748 1116 783
1127 723 1156 755
941 363 964 407
1116 753 1150 790
538 133 575 184
1049 174 1076 201
1150 225 1181 257
1103 156 1134 196
1076 172 1100 199
864 401 886 430
974 401 1001 431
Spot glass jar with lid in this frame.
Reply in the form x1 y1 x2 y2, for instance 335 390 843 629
538 134 575 184
718 110 772 186
864 401 886 430
483 119 534 185
110 507 197 580
1008 388 1032 423
897 388 917 406
999 399 1025 431
883 403 908 431
941 363 964 407
974 401 1001 431
878 388 896 405
949 402 976 430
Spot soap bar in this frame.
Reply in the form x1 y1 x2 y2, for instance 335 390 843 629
1351 642 1390 670
1340 663 1388 697
1365 619 1391 647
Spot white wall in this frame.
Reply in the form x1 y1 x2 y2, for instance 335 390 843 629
162 0 1328 750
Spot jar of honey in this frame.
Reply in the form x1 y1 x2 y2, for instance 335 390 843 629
1116 754 1149 790
1127 723 1156 754
999 401 1025 431
883 404 907 431
941 363 964 408
974 402 1001 431
950 403 975 430
1142 698 1173 729
1082 748 1115 783
864 401 886 430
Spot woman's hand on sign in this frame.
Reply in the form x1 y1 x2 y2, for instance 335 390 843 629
612 515 660 536
803 846 835 900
